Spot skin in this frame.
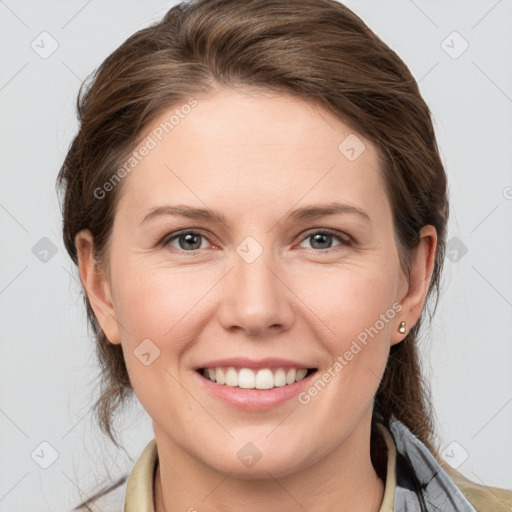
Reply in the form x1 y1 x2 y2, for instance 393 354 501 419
76 86 437 512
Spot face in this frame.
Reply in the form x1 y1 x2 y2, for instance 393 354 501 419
80 86 433 479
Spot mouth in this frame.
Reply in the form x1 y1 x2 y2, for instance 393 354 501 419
196 366 318 390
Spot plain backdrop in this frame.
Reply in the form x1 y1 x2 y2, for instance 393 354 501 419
1 0 511 510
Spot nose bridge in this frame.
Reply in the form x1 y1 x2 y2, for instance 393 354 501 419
218 240 293 335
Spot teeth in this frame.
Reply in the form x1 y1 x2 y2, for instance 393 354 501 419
202 367 311 389
274 368 287 387
255 369 273 389
296 368 308 381
215 367 226 385
239 368 255 389
225 367 238 386
286 368 296 385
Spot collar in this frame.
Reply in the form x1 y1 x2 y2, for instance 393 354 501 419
124 425 398 512
389 417 477 511
124 437 158 512
123 419 480 511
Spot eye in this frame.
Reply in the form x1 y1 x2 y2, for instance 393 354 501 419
163 230 212 252
161 228 352 254
298 229 351 251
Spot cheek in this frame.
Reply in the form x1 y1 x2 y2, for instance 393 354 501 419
288 266 399 438
113 264 215 342
291 262 399 348
110 263 222 402
110 265 213 430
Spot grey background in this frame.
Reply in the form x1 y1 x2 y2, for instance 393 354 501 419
1 0 511 510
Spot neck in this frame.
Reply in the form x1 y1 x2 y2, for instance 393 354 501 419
153 418 385 512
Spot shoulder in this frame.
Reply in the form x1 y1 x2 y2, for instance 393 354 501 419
387 418 512 512
441 463 512 512
75 439 157 511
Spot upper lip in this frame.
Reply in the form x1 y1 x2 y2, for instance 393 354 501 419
197 357 317 370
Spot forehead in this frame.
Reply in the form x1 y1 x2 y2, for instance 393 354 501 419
117 87 390 226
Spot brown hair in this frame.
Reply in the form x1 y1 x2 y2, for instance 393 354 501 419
58 0 448 504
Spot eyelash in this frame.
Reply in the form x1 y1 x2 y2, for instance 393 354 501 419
160 228 353 254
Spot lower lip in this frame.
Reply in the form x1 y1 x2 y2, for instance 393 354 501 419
194 370 317 411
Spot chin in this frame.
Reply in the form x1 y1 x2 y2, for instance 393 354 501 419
211 458 302 481
197 442 318 481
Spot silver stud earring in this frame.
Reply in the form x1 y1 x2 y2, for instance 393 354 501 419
398 321 407 334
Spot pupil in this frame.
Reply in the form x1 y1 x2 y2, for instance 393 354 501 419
180 233 201 250
311 233 331 249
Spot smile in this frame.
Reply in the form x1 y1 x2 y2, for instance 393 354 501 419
199 366 317 390
194 365 319 411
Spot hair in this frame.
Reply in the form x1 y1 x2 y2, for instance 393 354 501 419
57 0 448 508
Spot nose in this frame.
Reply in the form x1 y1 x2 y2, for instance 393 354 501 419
217 251 295 337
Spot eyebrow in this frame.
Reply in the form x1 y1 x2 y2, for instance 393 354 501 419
140 201 370 226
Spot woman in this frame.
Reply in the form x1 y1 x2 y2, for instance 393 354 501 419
57 0 512 510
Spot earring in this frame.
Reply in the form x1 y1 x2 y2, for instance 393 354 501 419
398 321 407 334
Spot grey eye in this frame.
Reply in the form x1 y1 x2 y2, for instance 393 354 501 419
299 231 345 250
167 232 208 251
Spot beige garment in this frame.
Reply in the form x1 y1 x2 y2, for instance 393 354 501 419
123 426 397 512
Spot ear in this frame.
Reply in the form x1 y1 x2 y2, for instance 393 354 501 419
391 225 437 346
75 230 121 345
